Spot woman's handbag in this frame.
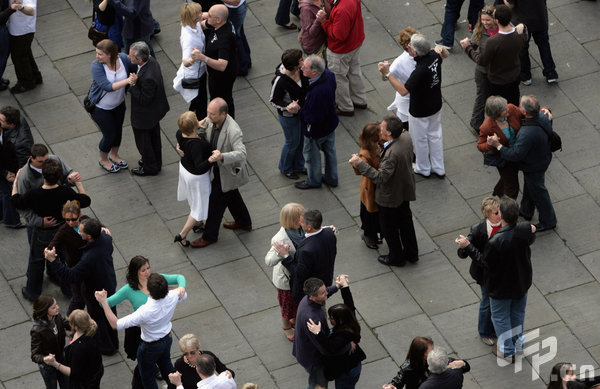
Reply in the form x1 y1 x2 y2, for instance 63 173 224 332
181 65 202 89
83 84 107 115
88 10 108 47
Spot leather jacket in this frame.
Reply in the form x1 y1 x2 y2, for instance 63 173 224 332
30 315 69 364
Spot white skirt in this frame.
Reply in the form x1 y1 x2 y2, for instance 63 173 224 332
177 162 211 221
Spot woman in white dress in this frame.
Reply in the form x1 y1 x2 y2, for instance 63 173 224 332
173 2 207 120
382 27 419 130
174 111 214 247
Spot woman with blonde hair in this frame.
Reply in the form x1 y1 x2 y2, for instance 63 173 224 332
354 121 382 249
173 2 208 120
44 309 104 389
265 202 305 341
174 111 214 247
383 27 419 129
167 333 234 389
467 5 498 131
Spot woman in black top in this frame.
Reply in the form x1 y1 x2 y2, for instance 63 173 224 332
387 336 433 389
307 275 366 389
167 333 234 389
269 48 309 180
44 309 104 389
30 295 70 389
11 158 91 222
174 111 214 247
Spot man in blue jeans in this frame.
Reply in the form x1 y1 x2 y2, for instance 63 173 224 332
456 197 535 364
96 273 187 389
293 55 339 190
436 0 484 50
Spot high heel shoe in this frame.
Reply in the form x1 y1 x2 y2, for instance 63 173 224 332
174 234 190 247
192 221 205 234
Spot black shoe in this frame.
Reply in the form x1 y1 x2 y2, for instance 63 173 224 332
294 181 319 190
519 211 532 221
283 172 299 180
0 78 8 86
295 169 307 175
10 83 35 94
377 255 406 267
361 234 378 249
535 223 556 232
174 234 190 247
132 167 157 176
21 287 36 302
138 159 144 167
407 256 419 263
435 40 453 51
336 108 354 117
321 178 338 187
432 172 445 179
414 171 430 179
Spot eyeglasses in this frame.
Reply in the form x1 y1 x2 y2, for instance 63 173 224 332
481 9 494 16
64 217 80 222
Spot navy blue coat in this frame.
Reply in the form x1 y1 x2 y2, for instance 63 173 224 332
300 69 339 139
499 111 553 173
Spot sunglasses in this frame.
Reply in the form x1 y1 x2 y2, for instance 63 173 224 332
64 217 80 222
481 9 494 16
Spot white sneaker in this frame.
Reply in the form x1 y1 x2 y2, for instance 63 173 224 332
547 78 558 84
521 79 532 86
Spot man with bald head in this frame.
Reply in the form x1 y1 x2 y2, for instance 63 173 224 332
191 98 251 248
192 4 238 118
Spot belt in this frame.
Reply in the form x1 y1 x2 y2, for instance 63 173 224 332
142 332 171 345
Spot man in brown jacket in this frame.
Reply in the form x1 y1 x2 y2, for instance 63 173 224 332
350 115 418 266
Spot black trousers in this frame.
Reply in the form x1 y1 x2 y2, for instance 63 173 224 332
489 78 520 106
493 161 519 200
188 74 208 120
203 169 251 241
360 202 380 239
378 201 418 263
133 123 162 174
9 33 41 88
208 71 236 118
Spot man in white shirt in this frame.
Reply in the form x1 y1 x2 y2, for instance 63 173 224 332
169 354 236 389
8 0 42 93
96 273 187 389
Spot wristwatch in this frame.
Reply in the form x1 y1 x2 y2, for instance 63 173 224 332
383 72 391 81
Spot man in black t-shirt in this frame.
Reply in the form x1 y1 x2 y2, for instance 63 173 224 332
379 33 449 179
192 4 238 118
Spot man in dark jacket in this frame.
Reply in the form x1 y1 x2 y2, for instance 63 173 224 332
456 197 535 363
350 115 418 267
127 41 170 176
0 106 34 167
488 94 557 231
0 129 19 228
293 54 339 189
45 218 118 356
274 209 337 302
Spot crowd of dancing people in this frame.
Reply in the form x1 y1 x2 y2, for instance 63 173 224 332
0 0 587 387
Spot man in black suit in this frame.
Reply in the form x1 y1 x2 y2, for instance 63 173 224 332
127 41 170 176
274 209 337 302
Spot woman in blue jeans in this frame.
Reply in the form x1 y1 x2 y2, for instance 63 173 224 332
89 39 135 173
269 48 308 179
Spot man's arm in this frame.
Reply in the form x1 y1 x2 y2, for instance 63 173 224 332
15 119 34 167
109 0 140 18
356 156 395 186
95 290 119 329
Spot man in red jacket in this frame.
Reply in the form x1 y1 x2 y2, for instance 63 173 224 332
316 0 367 117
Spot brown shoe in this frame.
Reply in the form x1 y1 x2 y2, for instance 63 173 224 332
353 102 368 110
223 222 252 231
190 237 215 248
336 108 354 117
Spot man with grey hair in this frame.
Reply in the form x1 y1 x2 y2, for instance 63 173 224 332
379 34 449 179
289 55 339 190
127 41 170 176
418 347 470 389
487 94 556 231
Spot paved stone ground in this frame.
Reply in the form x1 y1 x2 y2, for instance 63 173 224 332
1 0 600 387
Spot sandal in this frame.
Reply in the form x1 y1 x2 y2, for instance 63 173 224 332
283 326 295 342
108 156 128 169
99 160 120 173
174 234 190 247
193 221 205 233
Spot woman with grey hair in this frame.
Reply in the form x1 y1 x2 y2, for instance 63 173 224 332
167 333 233 389
477 95 523 199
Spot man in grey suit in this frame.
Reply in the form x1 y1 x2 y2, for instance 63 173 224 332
350 115 418 267
191 98 252 248
127 41 169 176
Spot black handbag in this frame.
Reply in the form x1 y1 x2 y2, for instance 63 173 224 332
181 66 202 89
88 10 108 47
84 84 107 114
